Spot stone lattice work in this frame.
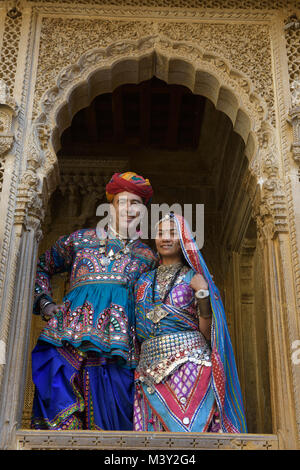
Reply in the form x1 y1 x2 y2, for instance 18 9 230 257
284 14 300 168
33 18 274 125
0 15 22 94
284 15 300 103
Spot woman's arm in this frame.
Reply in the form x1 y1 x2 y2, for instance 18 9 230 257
196 298 212 341
190 273 212 341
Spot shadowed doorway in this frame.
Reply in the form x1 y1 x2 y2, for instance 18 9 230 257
22 77 272 434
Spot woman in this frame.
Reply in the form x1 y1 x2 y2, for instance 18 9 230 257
133 213 247 433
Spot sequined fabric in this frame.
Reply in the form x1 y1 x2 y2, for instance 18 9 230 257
33 228 157 367
136 331 211 389
134 263 217 432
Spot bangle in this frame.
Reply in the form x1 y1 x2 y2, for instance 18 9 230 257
41 303 55 321
40 299 55 314
40 300 53 309
196 300 212 319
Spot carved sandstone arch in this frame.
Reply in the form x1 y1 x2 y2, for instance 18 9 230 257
17 35 287 244
27 36 274 207
7 34 299 449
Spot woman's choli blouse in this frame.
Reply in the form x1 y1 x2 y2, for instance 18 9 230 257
135 264 200 343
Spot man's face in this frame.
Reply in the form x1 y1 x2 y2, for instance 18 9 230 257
111 191 144 238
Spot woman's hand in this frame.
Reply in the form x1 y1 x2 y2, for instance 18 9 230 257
190 273 208 292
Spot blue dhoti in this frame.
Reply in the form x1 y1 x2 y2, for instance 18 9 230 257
31 341 134 430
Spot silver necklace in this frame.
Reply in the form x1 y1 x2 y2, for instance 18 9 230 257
99 237 132 267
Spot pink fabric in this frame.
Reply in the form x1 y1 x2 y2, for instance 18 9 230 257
133 362 217 432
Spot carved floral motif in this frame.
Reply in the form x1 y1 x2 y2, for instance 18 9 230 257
284 15 300 166
30 26 287 239
0 80 18 193
33 18 274 125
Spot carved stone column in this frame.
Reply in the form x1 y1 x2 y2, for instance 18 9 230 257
0 127 46 448
285 14 300 165
0 223 41 449
0 79 17 195
0 185 45 447
253 194 300 449
0 79 18 388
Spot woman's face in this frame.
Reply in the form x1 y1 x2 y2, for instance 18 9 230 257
155 219 182 259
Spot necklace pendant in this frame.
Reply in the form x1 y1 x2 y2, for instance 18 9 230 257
100 256 111 266
147 305 167 324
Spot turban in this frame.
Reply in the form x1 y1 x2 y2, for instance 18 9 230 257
106 172 153 206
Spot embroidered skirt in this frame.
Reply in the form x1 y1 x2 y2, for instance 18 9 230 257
133 331 220 432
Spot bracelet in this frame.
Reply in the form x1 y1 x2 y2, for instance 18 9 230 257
40 300 53 310
40 299 55 319
196 300 212 319
196 296 210 302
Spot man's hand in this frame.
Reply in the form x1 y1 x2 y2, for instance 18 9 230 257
190 273 208 292
42 303 63 321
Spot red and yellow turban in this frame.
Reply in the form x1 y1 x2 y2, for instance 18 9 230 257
106 172 153 206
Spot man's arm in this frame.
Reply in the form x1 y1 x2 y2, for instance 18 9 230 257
34 234 73 318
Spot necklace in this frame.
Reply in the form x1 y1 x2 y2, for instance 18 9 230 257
147 263 183 324
99 237 132 267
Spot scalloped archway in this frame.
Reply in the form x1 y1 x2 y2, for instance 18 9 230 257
29 35 273 202
19 35 279 436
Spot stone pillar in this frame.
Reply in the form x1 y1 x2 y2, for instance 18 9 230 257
0 124 45 448
255 208 300 449
0 223 40 449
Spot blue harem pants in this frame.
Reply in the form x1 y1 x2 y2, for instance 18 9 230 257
31 341 134 430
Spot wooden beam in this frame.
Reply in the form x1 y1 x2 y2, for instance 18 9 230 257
84 101 98 142
192 95 206 148
112 87 124 143
165 88 182 149
139 81 151 146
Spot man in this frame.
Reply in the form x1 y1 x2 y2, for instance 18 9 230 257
31 171 157 430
